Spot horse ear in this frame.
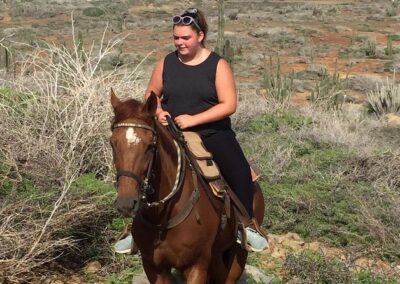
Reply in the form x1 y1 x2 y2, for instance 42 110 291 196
143 91 158 115
110 88 121 110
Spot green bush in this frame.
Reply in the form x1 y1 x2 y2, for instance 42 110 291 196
83 7 105 17
0 87 32 114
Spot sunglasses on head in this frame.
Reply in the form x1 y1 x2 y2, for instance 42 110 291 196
172 8 201 31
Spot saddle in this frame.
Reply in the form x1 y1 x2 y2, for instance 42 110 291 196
182 131 267 251
182 131 262 198
182 131 225 198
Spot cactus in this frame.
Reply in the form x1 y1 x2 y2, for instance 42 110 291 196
216 0 225 55
386 36 393 58
223 39 235 65
4 46 10 73
261 56 294 103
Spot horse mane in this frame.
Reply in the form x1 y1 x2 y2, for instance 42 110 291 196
113 98 151 124
155 120 178 156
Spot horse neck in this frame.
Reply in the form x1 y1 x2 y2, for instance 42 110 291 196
151 123 180 199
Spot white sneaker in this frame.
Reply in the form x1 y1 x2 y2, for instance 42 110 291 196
237 227 269 252
114 234 133 254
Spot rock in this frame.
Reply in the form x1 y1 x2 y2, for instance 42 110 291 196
305 64 327 76
257 88 268 97
385 113 400 126
271 246 286 259
375 260 391 272
69 275 82 284
249 27 291 38
240 265 276 283
307 241 321 252
354 257 372 269
132 272 150 284
84 261 102 274
333 25 353 33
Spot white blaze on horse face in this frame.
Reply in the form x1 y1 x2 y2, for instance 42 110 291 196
126 128 141 145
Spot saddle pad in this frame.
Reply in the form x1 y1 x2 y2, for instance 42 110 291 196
182 131 220 180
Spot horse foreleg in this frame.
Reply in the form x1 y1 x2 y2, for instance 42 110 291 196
142 258 172 284
183 263 208 284
224 243 247 284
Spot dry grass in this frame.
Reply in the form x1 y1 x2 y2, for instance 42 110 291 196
298 104 383 151
0 16 150 281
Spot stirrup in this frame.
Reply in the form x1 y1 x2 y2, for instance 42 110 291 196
249 218 268 240
237 222 255 252
236 219 269 252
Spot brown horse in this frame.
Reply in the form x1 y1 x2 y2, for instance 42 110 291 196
110 89 265 283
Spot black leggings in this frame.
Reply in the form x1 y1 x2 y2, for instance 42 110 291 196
201 130 254 217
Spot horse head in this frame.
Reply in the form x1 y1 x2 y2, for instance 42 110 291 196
110 88 158 217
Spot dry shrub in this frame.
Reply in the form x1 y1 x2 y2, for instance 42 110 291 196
346 154 400 188
0 192 114 281
0 17 150 281
346 154 400 258
234 85 292 129
298 104 382 151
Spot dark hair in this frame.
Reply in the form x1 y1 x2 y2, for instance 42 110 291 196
176 8 208 45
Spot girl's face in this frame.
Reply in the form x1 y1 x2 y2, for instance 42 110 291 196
173 25 204 57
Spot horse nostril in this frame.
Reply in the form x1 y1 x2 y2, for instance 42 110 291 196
115 197 139 218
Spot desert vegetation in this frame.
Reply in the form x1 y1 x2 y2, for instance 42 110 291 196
1 0 400 283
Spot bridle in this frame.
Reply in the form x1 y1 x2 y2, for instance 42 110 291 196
113 122 157 202
112 120 185 209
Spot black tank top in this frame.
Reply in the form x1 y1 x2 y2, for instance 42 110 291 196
161 51 232 136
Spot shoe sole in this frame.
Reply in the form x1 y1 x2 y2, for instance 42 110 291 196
246 245 267 252
236 239 268 252
114 248 131 254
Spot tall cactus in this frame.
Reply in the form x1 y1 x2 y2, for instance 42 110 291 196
223 39 234 65
216 0 225 55
386 36 394 58
4 46 10 73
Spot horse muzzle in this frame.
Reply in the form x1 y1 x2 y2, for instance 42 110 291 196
114 195 141 218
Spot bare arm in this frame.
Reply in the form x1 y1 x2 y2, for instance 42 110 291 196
174 58 237 129
144 59 170 124
145 59 169 118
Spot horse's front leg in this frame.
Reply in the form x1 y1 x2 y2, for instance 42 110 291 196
142 258 172 284
183 263 209 284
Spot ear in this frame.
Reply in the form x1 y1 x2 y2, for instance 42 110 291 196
110 88 121 110
198 31 205 43
142 91 158 116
